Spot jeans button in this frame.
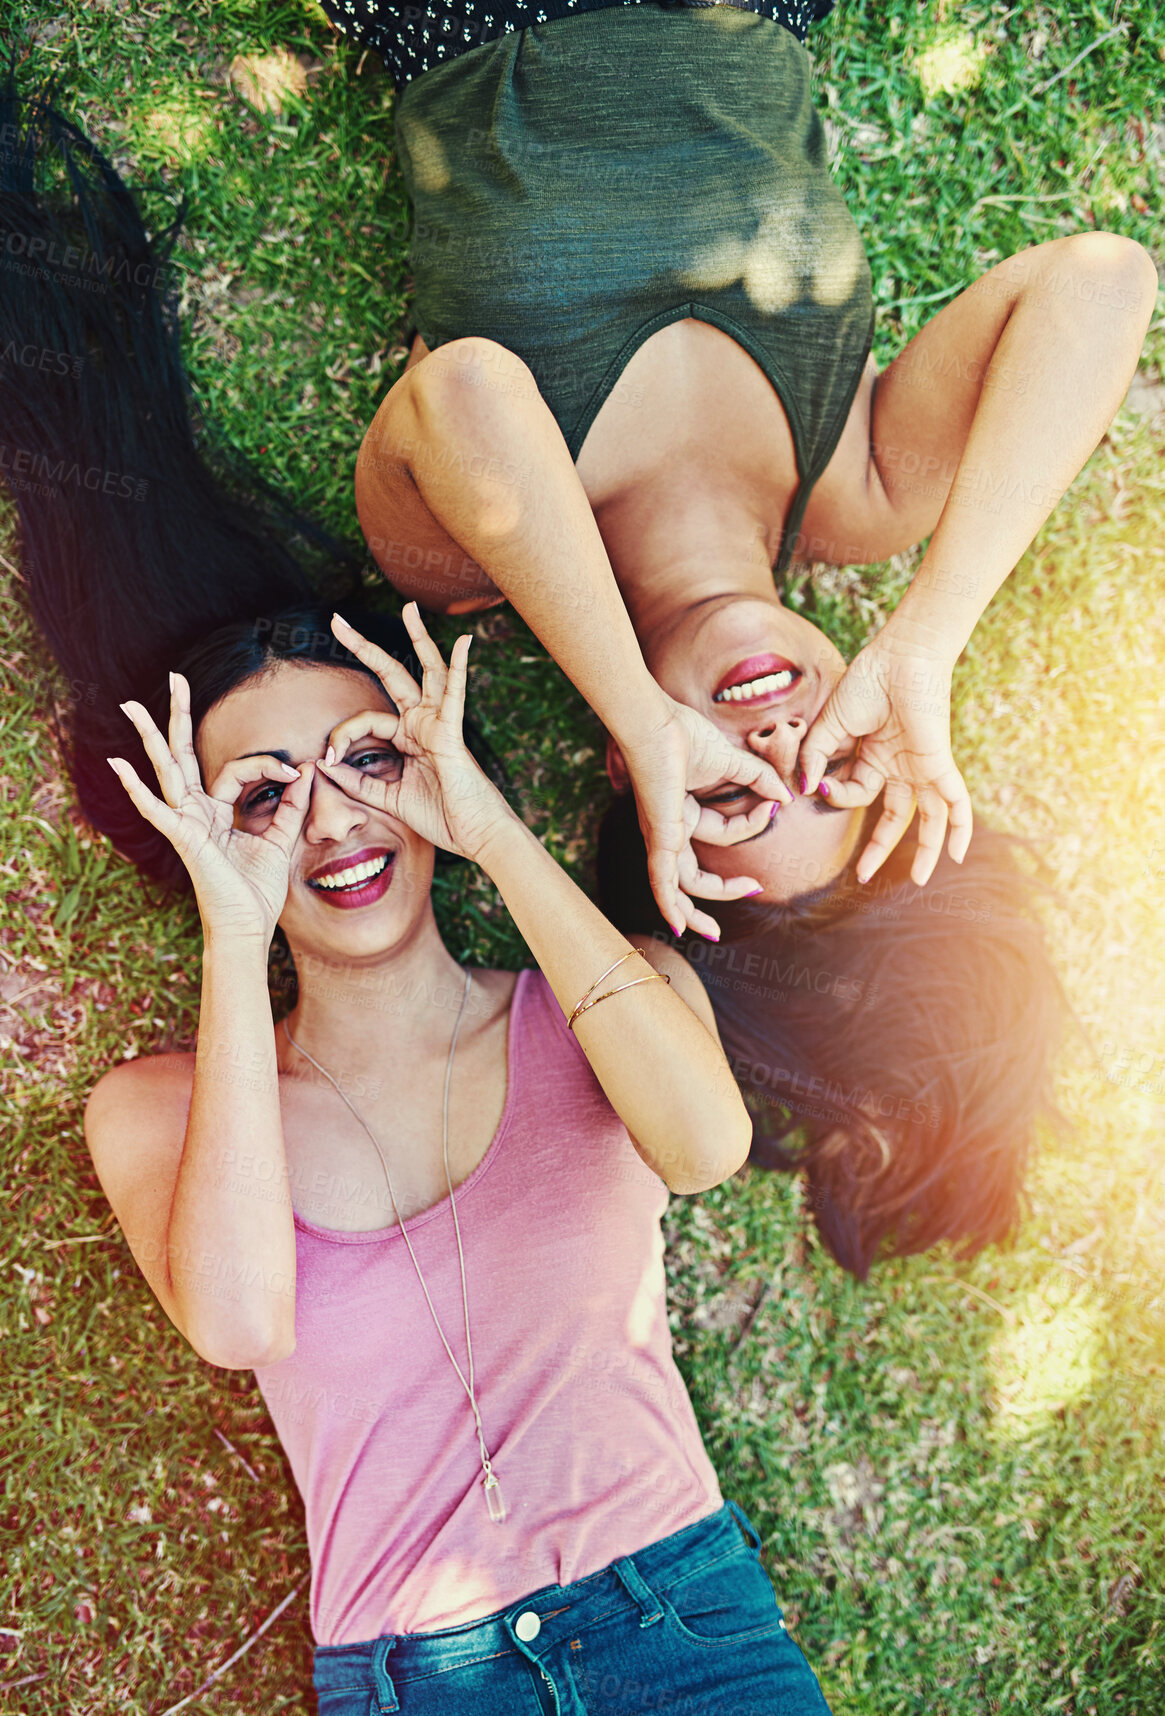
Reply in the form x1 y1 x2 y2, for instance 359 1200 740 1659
515 1610 541 1642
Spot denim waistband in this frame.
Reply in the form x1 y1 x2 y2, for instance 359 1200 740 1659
313 1502 762 1708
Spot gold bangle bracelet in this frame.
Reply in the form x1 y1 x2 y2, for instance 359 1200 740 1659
566 950 642 1030
567 967 670 1032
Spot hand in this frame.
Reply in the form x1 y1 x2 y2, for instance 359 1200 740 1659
619 698 793 939
317 604 510 859
109 676 313 943
797 635 972 885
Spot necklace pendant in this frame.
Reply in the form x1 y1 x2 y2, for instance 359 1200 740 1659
483 1470 508 1524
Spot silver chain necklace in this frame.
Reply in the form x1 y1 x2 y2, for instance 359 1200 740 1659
281 968 507 1524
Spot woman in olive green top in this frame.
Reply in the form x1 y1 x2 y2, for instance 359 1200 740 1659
334 4 1153 916
318 1 1154 1273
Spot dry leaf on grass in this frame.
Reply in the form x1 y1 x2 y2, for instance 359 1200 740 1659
229 50 309 115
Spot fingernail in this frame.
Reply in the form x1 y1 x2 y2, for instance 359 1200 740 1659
799 771 808 795
168 672 174 692
281 763 301 779
697 928 721 943
118 701 131 716
325 745 335 766
769 802 779 821
106 757 121 773
332 612 351 630
818 780 831 799
746 886 764 897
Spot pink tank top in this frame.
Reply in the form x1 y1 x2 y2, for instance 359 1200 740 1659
254 969 722 1644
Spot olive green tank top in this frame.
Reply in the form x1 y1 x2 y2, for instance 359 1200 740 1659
395 5 874 571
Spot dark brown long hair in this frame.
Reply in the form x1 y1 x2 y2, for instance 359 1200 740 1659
597 792 1067 1278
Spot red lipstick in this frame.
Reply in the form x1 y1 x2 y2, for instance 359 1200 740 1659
306 846 396 911
712 655 801 705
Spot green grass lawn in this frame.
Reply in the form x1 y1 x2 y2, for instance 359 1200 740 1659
1 2 1164 1711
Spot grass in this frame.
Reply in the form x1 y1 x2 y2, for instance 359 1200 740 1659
1 1 1163 1712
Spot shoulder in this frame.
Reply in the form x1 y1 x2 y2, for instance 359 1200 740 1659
83 1053 198 1290
85 1052 196 1153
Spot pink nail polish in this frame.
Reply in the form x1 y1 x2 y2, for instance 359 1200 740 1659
818 780 831 799
769 802 779 821
698 928 721 942
799 771 808 795
746 886 764 897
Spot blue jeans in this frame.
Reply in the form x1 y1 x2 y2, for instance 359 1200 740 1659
312 1502 832 1714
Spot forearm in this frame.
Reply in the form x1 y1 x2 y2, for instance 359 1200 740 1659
383 343 670 748
474 811 751 1190
168 936 297 1366
890 236 1157 663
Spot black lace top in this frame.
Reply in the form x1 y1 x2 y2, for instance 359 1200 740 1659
320 0 836 89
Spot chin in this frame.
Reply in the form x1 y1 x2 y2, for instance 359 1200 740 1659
286 863 433 954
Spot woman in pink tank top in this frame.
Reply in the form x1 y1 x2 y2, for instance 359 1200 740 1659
87 602 835 1713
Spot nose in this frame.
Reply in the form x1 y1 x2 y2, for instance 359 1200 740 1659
302 764 368 845
746 714 806 785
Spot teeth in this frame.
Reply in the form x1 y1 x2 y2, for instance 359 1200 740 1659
311 854 391 891
714 671 796 703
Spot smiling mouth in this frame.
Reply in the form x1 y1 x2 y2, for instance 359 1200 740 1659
711 653 804 707
713 670 800 704
308 852 394 893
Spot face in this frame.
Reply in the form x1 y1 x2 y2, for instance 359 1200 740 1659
640 592 865 902
196 661 436 962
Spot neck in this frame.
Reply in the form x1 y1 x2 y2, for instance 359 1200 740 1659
602 482 781 662
281 905 470 1080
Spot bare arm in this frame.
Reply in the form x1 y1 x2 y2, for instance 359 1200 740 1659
874 232 1158 660
357 337 667 739
799 232 1158 878
473 813 750 1192
92 684 317 1369
85 936 298 1370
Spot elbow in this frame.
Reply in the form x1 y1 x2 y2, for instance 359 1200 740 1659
168 1250 298 1371
180 1303 297 1371
409 337 537 434
191 1329 297 1371
663 1112 753 1195
1057 232 1159 324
